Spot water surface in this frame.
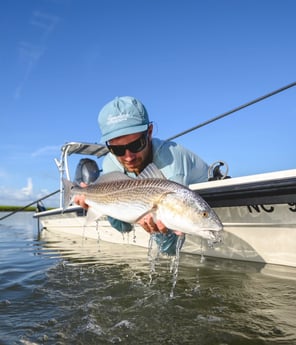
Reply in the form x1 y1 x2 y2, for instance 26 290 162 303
0 212 295 345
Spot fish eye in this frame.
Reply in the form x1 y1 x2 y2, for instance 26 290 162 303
201 211 208 218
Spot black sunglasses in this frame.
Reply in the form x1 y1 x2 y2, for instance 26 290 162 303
107 132 148 156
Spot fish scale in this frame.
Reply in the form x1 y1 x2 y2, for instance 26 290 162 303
81 178 179 204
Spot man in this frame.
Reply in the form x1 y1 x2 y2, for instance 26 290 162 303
76 96 209 255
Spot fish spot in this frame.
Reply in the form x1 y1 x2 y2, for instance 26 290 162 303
201 211 209 218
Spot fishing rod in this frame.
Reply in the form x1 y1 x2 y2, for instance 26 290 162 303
166 81 296 141
0 189 59 222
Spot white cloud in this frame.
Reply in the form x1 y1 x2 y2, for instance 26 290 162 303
21 178 33 196
0 178 59 207
14 10 60 99
0 178 34 204
14 41 46 100
31 145 60 157
31 11 60 39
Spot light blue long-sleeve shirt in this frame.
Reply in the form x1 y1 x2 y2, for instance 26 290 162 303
102 138 209 184
102 137 209 255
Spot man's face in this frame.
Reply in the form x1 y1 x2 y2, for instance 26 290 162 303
107 124 153 175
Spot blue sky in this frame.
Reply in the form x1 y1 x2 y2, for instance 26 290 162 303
0 0 295 206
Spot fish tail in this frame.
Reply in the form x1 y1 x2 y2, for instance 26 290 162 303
62 178 74 208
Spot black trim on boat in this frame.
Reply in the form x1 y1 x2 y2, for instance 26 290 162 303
198 176 296 207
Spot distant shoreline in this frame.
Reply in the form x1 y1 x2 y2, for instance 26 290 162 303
0 205 38 212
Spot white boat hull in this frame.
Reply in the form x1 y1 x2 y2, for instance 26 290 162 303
36 202 296 267
194 204 296 267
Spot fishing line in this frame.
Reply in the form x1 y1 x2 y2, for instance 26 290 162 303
166 81 296 141
0 189 59 221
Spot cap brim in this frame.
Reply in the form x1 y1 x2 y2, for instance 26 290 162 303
100 124 149 143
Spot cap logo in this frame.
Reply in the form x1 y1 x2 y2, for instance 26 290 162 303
106 113 141 126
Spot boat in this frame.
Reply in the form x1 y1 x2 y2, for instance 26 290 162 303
33 140 296 268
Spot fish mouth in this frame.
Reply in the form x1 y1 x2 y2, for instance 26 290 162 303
204 222 223 232
207 230 224 246
211 220 223 232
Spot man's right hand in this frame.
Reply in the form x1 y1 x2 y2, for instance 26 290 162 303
74 194 89 209
137 213 167 234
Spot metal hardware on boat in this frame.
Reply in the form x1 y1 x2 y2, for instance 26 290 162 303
208 161 230 181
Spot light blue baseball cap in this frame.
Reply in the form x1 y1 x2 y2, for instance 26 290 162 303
98 96 150 143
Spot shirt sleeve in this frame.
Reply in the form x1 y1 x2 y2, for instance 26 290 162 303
152 138 209 186
107 216 133 233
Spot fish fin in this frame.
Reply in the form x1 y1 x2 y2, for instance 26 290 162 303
137 163 166 179
63 178 74 209
150 204 160 223
96 171 132 183
134 204 159 223
85 207 102 224
134 210 152 223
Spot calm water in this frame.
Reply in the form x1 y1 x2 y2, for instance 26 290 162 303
0 212 296 345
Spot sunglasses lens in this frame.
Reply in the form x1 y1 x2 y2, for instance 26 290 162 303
107 133 147 156
110 146 125 156
129 137 145 152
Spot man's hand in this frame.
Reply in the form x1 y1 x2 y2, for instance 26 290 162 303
137 213 167 234
74 194 89 209
137 213 183 236
74 182 89 209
